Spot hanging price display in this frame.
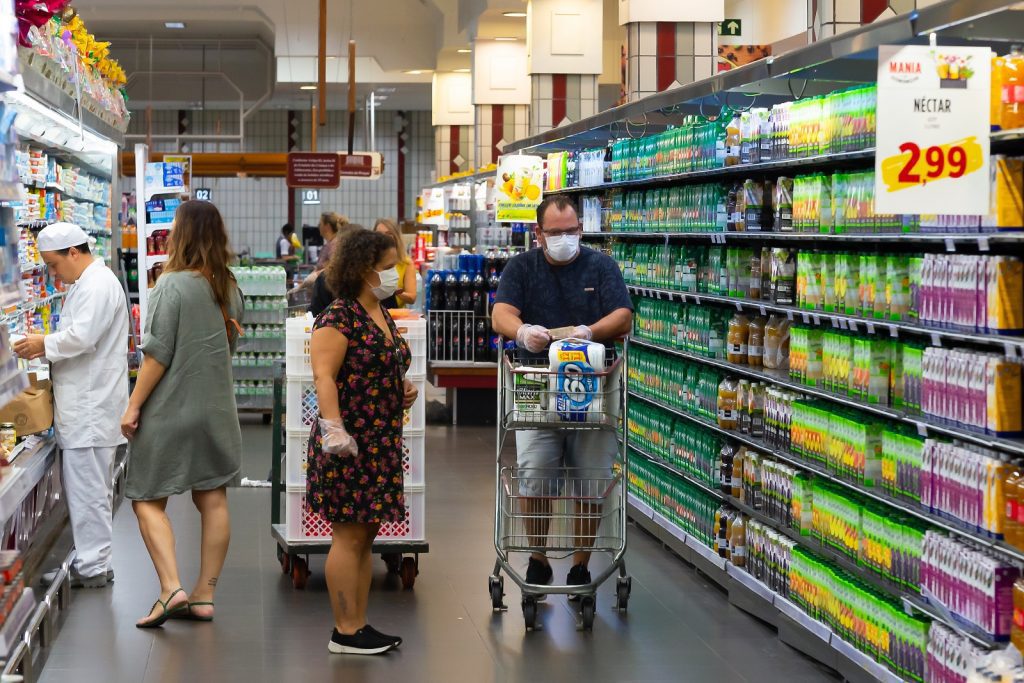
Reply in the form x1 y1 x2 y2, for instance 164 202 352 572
875 45 991 215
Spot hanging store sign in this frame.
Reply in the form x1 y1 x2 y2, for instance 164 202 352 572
875 44 991 215
301 189 321 205
286 152 340 189
194 188 212 202
495 155 545 223
338 152 384 180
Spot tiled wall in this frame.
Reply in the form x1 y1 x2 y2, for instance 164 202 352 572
125 109 434 255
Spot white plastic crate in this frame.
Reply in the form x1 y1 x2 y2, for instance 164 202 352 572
394 318 426 377
287 377 426 433
285 485 426 542
285 315 315 378
286 428 424 488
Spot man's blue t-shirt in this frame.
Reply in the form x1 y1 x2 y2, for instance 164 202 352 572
494 246 633 329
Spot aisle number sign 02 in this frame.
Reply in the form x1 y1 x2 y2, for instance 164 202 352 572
495 155 544 223
875 45 991 215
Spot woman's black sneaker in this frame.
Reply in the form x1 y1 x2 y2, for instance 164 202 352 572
365 624 402 648
328 627 397 655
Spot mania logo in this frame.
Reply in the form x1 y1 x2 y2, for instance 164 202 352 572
889 60 923 83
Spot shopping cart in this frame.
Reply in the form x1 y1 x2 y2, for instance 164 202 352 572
489 340 631 631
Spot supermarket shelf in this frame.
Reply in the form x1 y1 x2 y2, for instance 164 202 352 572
22 181 111 208
586 230 1024 245
625 284 1024 353
626 389 1024 565
0 438 57 527
0 181 22 202
424 169 494 190
557 149 876 195
626 495 905 682
147 254 169 267
629 438 1005 650
627 334 1024 456
624 442 723 502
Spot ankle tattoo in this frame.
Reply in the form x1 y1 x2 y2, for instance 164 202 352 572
207 578 218 587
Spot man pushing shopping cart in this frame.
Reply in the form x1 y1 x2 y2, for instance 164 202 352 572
490 194 634 631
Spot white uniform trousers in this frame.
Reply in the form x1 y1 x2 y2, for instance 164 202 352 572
62 446 117 578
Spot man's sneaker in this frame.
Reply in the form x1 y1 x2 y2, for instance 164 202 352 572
365 624 402 648
41 568 114 589
566 564 592 600
328 627 397 655
525 558 553 587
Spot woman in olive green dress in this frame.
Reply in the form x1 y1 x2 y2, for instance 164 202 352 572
121 200 244 628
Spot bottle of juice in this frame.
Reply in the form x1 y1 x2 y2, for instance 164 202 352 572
994 54 1006 130
1015 468 1024 550
1003 45 1024 130
1008 463 1024 547
1013 577 1024 652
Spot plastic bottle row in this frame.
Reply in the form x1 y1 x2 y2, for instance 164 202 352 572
231 266 288 297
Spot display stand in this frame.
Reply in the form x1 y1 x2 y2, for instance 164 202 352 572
502 1 1024 679
271 317 429 589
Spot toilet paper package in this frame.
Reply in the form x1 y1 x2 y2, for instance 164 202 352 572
549 340 606 422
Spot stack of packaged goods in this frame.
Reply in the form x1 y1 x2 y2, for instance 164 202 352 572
284 314 427 543
231 267 287 411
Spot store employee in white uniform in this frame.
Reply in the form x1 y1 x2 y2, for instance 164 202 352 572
13 222 129 589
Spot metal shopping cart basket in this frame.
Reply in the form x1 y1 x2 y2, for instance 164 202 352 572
489 339 630 631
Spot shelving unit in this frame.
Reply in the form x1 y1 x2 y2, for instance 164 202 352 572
501 0 1024 679
232 267 287 416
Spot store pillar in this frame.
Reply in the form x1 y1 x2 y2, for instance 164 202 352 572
432 72 476 178
808 0 945 41
527 0 603 134
473 40 532 166
618 0 724 102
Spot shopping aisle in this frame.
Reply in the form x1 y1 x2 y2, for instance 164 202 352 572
37 423 835 683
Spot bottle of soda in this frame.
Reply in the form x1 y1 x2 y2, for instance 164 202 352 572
448 314 461 361
428 270 444 311
458 267 472 311
463 316 474 360
474 319 488 362
444 270 458 310
431 315 444 360
472 265 486 316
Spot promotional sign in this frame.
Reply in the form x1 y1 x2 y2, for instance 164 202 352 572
420 188 446 226
495 155 544 223
287 152 340 189
338 152 384 180
875 45 991 215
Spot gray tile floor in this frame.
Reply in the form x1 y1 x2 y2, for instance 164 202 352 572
38 420 838 683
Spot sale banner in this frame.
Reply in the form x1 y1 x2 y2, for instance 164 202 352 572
875 45 991 215
495 155 545 223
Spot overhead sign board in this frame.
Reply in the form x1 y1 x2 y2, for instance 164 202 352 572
287 152 340 189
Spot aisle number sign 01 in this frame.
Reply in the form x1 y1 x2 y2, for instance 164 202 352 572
301 189 321 205
495 155 544 223
875 45 991 215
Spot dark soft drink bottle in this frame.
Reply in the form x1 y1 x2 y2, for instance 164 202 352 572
431 315 444 360
428 270 443 311
462 317 474 359
458 268 472 311
474 319 488 362
472 266 486 316
444 270 458 310
448 315 461 361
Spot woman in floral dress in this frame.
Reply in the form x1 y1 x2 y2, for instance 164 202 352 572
307 229 417 656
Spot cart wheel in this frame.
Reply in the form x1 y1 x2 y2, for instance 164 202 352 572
580 595 596 631
489 576 505 611
291 557 309 590
382 553 401 575
280 551 291 576
399 557 417 590
522 597 538 630
616 577 632 612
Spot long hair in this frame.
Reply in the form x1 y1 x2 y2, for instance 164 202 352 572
165 200 238 308
326 229 394 300
320 211 348 237
374 218 409 264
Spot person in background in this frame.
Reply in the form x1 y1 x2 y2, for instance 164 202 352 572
120 200 244 628
307 230 418 655
374 219 416 309
277 224 298 262
316 212 348 270
491 194 633 593
309 223 363 318
14 223 128 590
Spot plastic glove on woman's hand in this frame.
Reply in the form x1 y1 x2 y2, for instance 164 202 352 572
319 418 358 456
516 324 551 353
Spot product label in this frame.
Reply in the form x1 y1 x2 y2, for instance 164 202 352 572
1008 499 1018 523
1016 606 1024 629
727 343 748 356
748 346 764 358
718 409 737 421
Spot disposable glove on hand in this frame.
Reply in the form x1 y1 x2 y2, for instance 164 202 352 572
516 324 551 353
319 418 358 456
571 325 593 341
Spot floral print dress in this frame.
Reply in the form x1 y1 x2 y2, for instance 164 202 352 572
306 298 411 524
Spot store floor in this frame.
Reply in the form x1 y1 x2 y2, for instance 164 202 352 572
38 421 837 683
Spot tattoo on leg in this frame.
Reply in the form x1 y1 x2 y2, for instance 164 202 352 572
207 578 218 587
337 591 349 614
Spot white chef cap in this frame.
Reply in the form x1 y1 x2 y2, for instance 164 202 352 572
36 222 91 252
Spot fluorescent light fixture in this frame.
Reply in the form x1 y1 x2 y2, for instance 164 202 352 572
495 37 518 41
453 68 470 73
299 84 317 90
164 21 186 29
503 11 527 17
457 48 471 54
403 69 429 75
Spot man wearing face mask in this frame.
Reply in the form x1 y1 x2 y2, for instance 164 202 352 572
492 194 633 593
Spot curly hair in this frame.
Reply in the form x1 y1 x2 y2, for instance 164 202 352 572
325 228 395 300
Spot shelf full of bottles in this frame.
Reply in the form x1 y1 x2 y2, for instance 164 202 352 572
231 266 287 412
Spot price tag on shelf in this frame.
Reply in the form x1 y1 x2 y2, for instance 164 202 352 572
694 296 701 305
655 290 662 300
849 321 859 333
867 323 875 335
831 318 840 329
945 238 956 253
931 332 942 347
812 314 821 326
735 302 743 312
1005 342 1020 358
839 318 849 330
889 326 899 338
786 310 794 321
916 423 929 437
801 312 810 324
979 236 990 252
874 45 991 216
759 305 767 316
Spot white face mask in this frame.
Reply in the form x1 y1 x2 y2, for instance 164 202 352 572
544 233 580 263
368 266 400 300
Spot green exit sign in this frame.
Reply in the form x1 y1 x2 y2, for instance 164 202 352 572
718 19 742 37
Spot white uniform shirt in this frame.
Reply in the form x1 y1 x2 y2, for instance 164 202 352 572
43 260 130 449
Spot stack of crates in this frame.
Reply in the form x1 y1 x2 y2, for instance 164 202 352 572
284 314 427 542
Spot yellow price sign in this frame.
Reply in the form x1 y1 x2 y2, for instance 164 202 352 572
879 136 984 193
